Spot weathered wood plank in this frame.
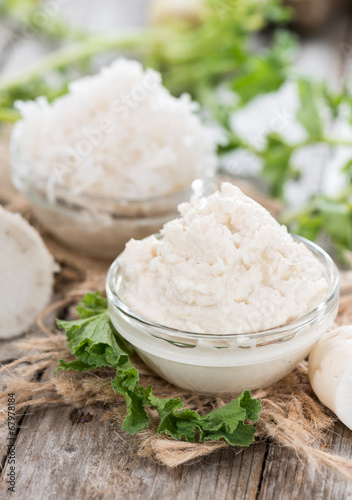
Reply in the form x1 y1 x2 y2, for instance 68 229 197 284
319 422 352 499
0 424 10 473
258 421 352 500
0 396 22 498
0 406 266 500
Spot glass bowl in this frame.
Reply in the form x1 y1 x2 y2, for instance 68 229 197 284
106 236 340 396
10 128 215 259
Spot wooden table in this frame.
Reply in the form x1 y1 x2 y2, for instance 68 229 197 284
1 2 352 498
0 330 352 499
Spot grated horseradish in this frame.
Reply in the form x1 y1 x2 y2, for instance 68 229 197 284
119 182 328 334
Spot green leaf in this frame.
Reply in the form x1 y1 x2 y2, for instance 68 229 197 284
57 292 262 447
199 390 261 443
57 312 129 369
322 83 346 119
261 133 294 198
318 199 352 246
112 376 150 434
76 292 108 318
202 399 246 433
146 388 184 417
122 392 150 434
239 388 262 421
341 158 352 183
149 388 261 446
157 408 201 442
294 214 324 243
232 56 284 105
57 359 95 372
297 79 323 141
200 420 257 446
232 31 297 106
283 191 352 266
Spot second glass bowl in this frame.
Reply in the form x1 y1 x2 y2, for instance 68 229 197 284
10 128 215 259
11 173 211 259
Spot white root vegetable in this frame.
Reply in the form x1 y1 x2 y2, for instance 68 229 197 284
0 207 55 339
309 326 352 430
149 0 203 25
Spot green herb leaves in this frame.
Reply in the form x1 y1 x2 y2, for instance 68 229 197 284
147 388 261 445
57 292 261 445
57 311 129 369
296 79 323 141
233 31 297 107
283 193 352 264
260 133 296 198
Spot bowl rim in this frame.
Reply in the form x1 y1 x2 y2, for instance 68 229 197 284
106 235 340 341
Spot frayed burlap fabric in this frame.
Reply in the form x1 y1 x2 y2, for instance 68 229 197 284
1 293 352 478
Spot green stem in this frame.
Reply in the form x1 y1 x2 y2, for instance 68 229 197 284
0 29 158 95
227 135 352 158
1 7 87 42
0 107 21 122
290 137 352 149
280 186 352 226
323 138 352 148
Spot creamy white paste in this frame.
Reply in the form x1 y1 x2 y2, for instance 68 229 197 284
14 58 217 200
119 182 328 334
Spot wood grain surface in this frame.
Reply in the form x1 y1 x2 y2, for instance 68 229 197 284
259 422 352 500
1 402 351 499
0 406 267 500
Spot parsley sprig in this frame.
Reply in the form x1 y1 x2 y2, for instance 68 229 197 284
57 292 261 445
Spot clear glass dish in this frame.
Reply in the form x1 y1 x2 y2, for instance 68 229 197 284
10 129 215 259
106 236 340 396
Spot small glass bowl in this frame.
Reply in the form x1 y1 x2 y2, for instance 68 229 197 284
10 173 211 260
10 129 215 259
106 236 340 396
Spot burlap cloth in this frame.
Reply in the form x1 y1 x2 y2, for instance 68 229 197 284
0 130 352 478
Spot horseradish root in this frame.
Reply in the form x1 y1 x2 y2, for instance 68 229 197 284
309 326 352 431
0 207 55 338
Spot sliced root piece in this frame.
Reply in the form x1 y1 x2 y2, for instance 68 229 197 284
0 206 55 339
308 326 352 431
